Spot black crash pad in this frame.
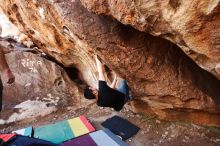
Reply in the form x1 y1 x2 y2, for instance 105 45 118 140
101 116 140 140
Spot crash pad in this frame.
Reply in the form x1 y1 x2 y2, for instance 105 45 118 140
12 127 33 137
61 134 97 146
34 115 95 144
62 129 129 146
103 128 130 146
101 116 140 140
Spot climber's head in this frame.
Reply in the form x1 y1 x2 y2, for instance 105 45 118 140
84 86 98 100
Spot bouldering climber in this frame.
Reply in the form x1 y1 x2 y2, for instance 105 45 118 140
0 26 15 111
84 55 131 111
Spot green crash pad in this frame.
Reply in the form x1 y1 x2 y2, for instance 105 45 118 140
34 116 95 144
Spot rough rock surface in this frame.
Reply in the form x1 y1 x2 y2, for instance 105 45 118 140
0 51 85 124
0 0 219 126
81 0 220 80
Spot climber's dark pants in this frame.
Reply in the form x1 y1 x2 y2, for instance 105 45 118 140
0 78 3 112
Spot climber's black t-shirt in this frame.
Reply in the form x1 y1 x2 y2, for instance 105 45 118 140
97 81 125 111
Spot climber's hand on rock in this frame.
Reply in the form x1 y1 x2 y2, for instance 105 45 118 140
95 55 102 65
95 54 101 62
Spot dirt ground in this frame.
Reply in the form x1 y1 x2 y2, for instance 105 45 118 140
0 102 220 146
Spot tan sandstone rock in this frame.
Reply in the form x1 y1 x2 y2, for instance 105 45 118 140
0 51 86 124
81 0 220 80
0 0 219 126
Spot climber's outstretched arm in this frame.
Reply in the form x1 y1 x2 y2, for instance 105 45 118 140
0 46 15 84
110 73 117 89
0 46 9 72
95 55 105 81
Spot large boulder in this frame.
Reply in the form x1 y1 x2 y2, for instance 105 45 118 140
0 51 84 124
0 0 219 126
81 0 220 80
